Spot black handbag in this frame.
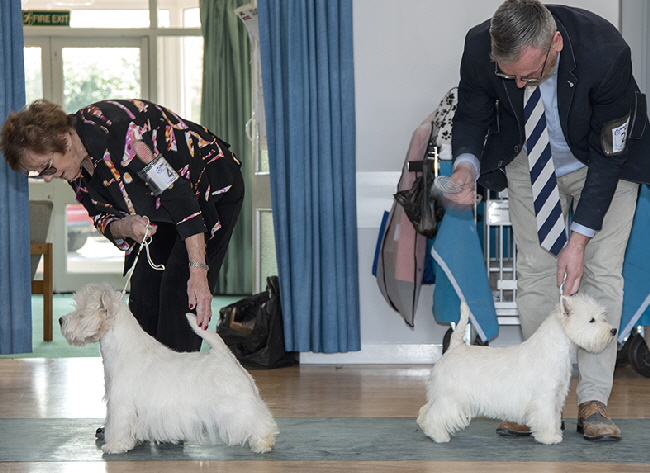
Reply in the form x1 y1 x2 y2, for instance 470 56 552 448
394 130 445 238
217 276 298 369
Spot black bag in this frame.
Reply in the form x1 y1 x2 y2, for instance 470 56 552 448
217 276 298 369
394 132 445 238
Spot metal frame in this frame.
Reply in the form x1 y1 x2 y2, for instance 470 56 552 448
483 189 520 325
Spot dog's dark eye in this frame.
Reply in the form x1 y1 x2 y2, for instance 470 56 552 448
589 318 595 323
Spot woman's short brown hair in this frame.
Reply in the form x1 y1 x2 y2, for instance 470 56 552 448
0 99 75 172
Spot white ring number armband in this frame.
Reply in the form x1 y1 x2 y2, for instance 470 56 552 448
138 155 180 195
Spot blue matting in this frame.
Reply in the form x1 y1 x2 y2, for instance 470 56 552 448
0 417 646 463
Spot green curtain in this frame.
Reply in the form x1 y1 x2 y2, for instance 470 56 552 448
200 0 252 295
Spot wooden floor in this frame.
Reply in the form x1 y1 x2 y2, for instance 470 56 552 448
2 358 650 472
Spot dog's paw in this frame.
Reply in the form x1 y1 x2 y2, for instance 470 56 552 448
101 440 136 454
250 434 276 453
533 431 563 445
418 424 452 443
430 433 451 443
417 414 452 443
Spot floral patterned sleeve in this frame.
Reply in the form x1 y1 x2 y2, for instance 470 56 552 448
72 100 217 248
70 171 133 251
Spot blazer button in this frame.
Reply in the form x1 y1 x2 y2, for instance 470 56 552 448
514 145 519 153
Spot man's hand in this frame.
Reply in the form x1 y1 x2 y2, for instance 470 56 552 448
442 162 477 206
557 232 589 295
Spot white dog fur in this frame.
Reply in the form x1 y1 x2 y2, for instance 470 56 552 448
417 294 617 445
60 283 278 454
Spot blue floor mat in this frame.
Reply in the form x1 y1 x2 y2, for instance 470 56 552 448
0 417 644 463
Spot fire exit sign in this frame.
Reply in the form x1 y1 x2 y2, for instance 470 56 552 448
23 11 71 27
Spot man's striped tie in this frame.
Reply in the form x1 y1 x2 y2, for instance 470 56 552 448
524 86 567 255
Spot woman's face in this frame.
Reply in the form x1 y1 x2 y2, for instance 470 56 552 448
22 132 83 182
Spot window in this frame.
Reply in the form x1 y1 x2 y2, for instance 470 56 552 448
62 47 142 112
23 0 203 291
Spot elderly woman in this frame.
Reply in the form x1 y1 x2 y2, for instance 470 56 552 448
1 99 244 352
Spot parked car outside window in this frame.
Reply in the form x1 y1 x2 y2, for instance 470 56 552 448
66 204 96 251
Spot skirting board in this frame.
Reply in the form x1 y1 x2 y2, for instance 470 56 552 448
299 343 442 365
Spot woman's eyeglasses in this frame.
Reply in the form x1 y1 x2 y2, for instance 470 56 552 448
27 158 57 178
37 164 57 176
494 42 552 83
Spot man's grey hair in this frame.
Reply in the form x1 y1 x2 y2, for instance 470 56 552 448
489 0 556 64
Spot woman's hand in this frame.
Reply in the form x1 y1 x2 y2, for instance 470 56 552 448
188 268 213 330
110 215 157 242
185 233 212 329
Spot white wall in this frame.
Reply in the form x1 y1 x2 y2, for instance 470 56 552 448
301 0 620 364
621 0 650 95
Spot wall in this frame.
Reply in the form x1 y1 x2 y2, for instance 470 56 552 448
621 0 650 95
301 0 621 364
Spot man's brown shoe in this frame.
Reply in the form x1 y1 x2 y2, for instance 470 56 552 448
496 419 565 437
577 400 622 441
496 421 532 436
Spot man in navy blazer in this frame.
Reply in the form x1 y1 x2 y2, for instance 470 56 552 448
446 0 650 442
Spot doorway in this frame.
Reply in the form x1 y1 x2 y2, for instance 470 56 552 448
26 37 146 291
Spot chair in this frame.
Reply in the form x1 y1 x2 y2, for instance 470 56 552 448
29 200 54 341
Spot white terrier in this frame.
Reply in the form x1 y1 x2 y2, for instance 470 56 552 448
417 294 617 445
60 283 278 454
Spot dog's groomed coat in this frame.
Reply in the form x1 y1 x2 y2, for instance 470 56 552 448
417 294 617 445
60 283 278 454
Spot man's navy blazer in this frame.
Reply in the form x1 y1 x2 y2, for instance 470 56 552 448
452 5 650 231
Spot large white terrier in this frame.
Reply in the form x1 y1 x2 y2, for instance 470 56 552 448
60 283 278 454
417 294 617 445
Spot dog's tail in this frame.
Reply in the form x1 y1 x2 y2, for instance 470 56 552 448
185 314 231 354
448 302 470 351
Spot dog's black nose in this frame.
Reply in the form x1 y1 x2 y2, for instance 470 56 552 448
58 317 63 326
611 328 617 336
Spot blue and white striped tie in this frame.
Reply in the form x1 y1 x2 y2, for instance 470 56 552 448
524 86 567 255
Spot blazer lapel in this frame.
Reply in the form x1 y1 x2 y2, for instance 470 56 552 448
500 79 525 138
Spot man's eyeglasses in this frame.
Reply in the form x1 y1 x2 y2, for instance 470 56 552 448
494 42 552 83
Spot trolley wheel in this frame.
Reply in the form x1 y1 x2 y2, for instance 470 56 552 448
616 341 630 368
442 328 452 354
627 329 650 378
441 327 489 354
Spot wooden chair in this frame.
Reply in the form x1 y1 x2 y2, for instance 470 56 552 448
29 200 54 341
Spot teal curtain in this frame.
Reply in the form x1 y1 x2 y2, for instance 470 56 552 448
258 0 360 352
0 0 31 353
200 0 252 295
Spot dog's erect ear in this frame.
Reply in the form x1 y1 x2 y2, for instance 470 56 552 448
99 288 113 314
560 295 571 317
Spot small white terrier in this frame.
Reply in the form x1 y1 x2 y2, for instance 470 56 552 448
60 283 278 454
417 294 617 445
